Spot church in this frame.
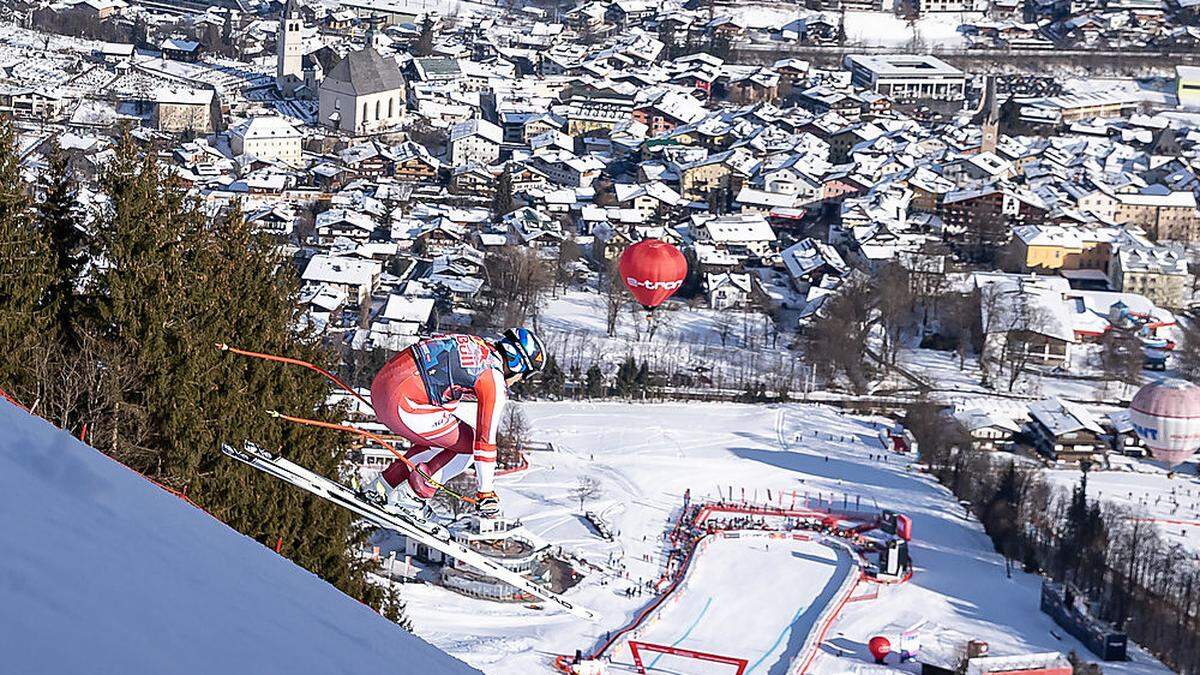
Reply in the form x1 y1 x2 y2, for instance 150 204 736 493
276 1 406 136
317 26 407 136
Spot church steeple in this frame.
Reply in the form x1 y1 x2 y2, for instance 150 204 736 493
980 74 1000 154
364 13 385 52
276 0 304 97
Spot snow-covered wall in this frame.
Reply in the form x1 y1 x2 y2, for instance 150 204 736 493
0 400 479 675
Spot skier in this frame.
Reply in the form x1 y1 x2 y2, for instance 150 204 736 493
364 329 546 517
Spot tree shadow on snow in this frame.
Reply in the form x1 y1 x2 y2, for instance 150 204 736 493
728 446 923 497
731 445 1039 633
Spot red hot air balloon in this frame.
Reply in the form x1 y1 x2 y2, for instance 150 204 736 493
868 636 891 664
618 239 687 309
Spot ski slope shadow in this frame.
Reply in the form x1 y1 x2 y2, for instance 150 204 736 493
759 545 855 675
727 445 922 500
728 445 1032 629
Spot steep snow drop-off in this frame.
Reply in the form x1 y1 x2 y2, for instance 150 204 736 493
0 399 479 675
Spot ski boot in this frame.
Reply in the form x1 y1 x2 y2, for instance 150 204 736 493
362 472 433 520
476 491 501 518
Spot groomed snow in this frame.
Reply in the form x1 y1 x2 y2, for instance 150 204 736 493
394 402 1170 673
0 399 478 675
613 535 855 674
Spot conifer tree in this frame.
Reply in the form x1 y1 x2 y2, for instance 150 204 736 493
73 134 397 619
491 169 514 218
413 16 435 56
585 364 605 398
0 121 53 403
36 140 85 345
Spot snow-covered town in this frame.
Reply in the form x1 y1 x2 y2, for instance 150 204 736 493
3 0 1200 672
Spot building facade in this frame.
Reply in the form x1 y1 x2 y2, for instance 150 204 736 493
844 54 966 101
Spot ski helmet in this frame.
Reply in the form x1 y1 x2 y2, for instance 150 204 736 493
497 327 546 376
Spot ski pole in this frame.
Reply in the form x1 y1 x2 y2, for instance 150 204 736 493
216 343 374 412
265 410 476 504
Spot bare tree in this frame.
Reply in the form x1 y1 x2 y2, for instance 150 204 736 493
937 292 976 371
907 256 949 335
432 473 477 519
483 245 553 328
1175 318 1200 380
554 236 581 297
977 284 1005 387
1097 328 1143 399
572 475 602 512
600 257 625 337
806 276 874 393
496 405 530 470
873 262 913 366
998 294 1052 393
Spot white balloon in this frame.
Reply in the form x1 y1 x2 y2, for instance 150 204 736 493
1130 379 1200 466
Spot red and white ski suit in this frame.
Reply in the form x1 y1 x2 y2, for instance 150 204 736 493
370 334 507 498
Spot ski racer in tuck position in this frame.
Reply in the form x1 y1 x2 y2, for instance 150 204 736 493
364 328 546 517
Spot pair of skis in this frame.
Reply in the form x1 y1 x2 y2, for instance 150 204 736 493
221 442 597 621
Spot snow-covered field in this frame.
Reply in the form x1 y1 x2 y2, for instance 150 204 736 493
0 399 477 674
844 11 977 49
396 401 1170 673
539 290 800 391
1046 459 1200 555
723 5 975 48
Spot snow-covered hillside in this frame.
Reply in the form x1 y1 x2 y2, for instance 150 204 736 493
620 535 855 674
0 399 478 675
396 402 1169 674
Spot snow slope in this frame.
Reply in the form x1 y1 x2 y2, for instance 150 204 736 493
0 399 478 675
540 290 800 392
614 535 855 674
395 401 1168 673
1046 460 1200 555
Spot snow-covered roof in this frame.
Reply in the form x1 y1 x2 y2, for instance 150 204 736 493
316 208 375 233
299 284 348 312
450 118 503 145
1029 397 1103 436
302 254 381 287
954 407 1022 435
699 213 776 244
781 238 847 280
230 115 301 141
155 87 214 106
381 295 435 323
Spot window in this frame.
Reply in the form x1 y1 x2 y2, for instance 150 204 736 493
363 102 369 121
388 97 395 117
375 100 381 120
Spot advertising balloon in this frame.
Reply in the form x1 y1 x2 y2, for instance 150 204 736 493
1129 379 1200 466
868 636 891 664
618 239 687 309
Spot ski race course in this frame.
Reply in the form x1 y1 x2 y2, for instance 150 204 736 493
397 401 1170 674
0 393 1174 674
609 534 857 674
